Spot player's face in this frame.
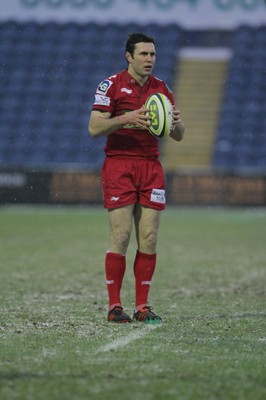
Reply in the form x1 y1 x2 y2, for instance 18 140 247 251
126 42 156 81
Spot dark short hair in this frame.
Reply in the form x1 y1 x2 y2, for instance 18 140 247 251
125 33 155 57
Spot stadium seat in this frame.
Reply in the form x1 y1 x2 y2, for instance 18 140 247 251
213 25 266 171
1 21 264 171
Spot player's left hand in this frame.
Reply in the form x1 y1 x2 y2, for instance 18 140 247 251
172 106 182 127
170 105 185 141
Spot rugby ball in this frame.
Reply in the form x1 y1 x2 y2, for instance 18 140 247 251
145 93 174 138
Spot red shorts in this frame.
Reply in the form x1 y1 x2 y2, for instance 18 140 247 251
102 156 166 211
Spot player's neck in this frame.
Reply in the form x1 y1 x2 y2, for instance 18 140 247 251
127 69 149 87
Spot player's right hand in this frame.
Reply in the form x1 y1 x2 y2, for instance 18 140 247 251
126 106 151 129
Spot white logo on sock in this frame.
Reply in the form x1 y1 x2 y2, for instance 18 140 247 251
106 279 114 285
141 281 151 285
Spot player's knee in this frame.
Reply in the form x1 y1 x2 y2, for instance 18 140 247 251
110 230 131 254
140 231 158 254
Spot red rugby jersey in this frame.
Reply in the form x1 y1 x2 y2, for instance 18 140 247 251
91 69 175 158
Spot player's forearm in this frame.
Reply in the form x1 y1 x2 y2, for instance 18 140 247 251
170 120 185 142
89 114 128 137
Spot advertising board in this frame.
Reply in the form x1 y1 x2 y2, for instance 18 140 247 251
0 0 265 29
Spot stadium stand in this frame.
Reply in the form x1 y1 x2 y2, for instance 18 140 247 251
0 22 265 171
0 21 181 168
163 52 229 170
213 25 266 171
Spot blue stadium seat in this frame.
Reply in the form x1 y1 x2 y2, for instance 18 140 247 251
1 21 264 171
213 25 266 171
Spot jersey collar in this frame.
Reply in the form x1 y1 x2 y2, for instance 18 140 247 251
124 69 151 88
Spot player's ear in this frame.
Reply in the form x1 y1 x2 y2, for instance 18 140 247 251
125 51 133 63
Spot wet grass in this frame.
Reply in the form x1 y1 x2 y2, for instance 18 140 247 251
0 206 265 400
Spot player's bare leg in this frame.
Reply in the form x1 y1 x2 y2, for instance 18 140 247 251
132 204 162 323
106 204 135 322
133 204 161 254
108 204 135 254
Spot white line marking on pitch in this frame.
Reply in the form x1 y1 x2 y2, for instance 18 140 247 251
98 325 159 353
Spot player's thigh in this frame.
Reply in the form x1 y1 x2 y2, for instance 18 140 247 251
134 205 161 254
108 204 135 254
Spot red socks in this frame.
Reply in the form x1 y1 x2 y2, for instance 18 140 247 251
105 250 156 311
105 252 126 310
134 251 156 310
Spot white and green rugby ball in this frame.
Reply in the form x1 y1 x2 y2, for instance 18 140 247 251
145 93 174 138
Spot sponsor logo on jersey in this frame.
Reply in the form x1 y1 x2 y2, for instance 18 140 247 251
96 79 113 95
94 94 111 106
150 189 165 204
121 88 133 94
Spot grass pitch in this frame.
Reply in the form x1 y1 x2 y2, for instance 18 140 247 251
0 206 265 400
